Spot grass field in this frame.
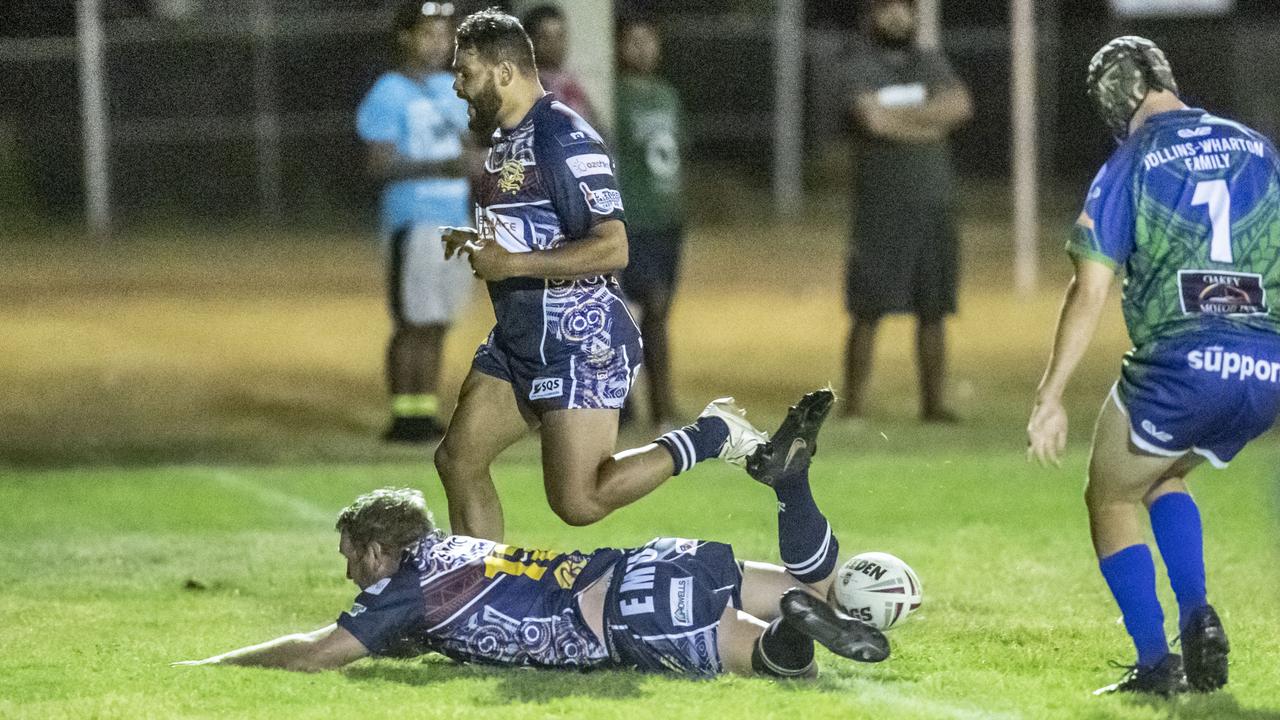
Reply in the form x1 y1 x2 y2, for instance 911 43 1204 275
3 203 1279 719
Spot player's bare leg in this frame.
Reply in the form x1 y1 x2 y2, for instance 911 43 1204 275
917 317 957 423
738 561 833 622
1086 395 1200 557
1086 392 1227 694
841 313 879 418
538 399 762 526
434 369 533 540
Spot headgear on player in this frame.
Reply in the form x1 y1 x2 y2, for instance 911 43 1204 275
1086 36 1179 141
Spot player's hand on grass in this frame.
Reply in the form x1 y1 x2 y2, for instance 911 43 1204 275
438 226 481 260
1026 397 1068 467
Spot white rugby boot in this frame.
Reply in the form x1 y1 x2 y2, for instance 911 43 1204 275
699 397 768 467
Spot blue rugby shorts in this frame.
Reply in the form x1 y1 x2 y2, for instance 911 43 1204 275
1115 330 1280 467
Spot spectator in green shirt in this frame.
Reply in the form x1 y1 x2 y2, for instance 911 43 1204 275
615 17 685 430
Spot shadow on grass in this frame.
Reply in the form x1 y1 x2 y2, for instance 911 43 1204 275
1122 692 1280 720
344 660 647 704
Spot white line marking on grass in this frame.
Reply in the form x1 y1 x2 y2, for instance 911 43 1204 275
197 468 332 525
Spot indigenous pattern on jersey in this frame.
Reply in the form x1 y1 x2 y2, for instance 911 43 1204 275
471 94 641 413
1071 108 1280 347
603 537 742 678
336 532 621 668
356 71 471 236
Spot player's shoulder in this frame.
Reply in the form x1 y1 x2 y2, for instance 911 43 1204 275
534 96 607 153
418 532 494 573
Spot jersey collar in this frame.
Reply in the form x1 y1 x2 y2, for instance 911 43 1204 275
494 93 556 141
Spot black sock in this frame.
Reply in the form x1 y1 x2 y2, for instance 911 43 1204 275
751 617 814 678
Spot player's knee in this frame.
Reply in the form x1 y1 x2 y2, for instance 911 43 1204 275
547 495 607 526
1083 476 1123 512
434 439 469 483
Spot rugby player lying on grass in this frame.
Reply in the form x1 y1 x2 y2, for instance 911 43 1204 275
174 391 889 678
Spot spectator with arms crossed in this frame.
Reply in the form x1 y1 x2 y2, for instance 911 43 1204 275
841 0 971 422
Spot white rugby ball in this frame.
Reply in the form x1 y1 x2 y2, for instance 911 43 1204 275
831 551 922 630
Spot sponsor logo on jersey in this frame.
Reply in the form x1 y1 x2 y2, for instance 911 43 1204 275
566 153 613 178
579 182 624 215
529 377 564 400
556 130 593 147
365 577 391 596
670 576 693 627
349 602 367 617
1178 126 1212 139
498 159 525 193
1187 346 1280 383
1178 270 1267 317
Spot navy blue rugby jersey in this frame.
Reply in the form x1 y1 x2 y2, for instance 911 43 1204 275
474 94 639 364
337 532 622 668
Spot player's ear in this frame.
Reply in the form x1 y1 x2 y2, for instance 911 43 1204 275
496 60 515 86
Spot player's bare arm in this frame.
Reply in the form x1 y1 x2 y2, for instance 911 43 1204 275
173 624 368 672
468 219 629 282
1027 252 1115 467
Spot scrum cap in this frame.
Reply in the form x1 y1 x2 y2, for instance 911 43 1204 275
1086 36 1179 140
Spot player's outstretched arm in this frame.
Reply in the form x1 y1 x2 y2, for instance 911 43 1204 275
172 624 368 673
1027 254 1116 467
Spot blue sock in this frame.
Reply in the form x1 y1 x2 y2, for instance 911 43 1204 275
655 416 729 475
1149 493 1207 632
774 461 839 584
1099 544 1169 668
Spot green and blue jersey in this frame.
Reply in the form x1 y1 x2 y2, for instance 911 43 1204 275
1071 108 1280 348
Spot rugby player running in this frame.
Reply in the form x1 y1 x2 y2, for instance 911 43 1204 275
434 9 761 540
1027 37 1280 695
175 391 890 679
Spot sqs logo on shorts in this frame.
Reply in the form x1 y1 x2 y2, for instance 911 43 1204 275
530 377 564 401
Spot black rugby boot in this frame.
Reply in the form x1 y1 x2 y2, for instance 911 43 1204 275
779 587 890 663
1093 653 1189 696
746 389 835 487
1180 604 1229 692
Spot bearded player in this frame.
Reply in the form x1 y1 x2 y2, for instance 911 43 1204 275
1027 37 1280 696
175 391 891 679
434 9 760 541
